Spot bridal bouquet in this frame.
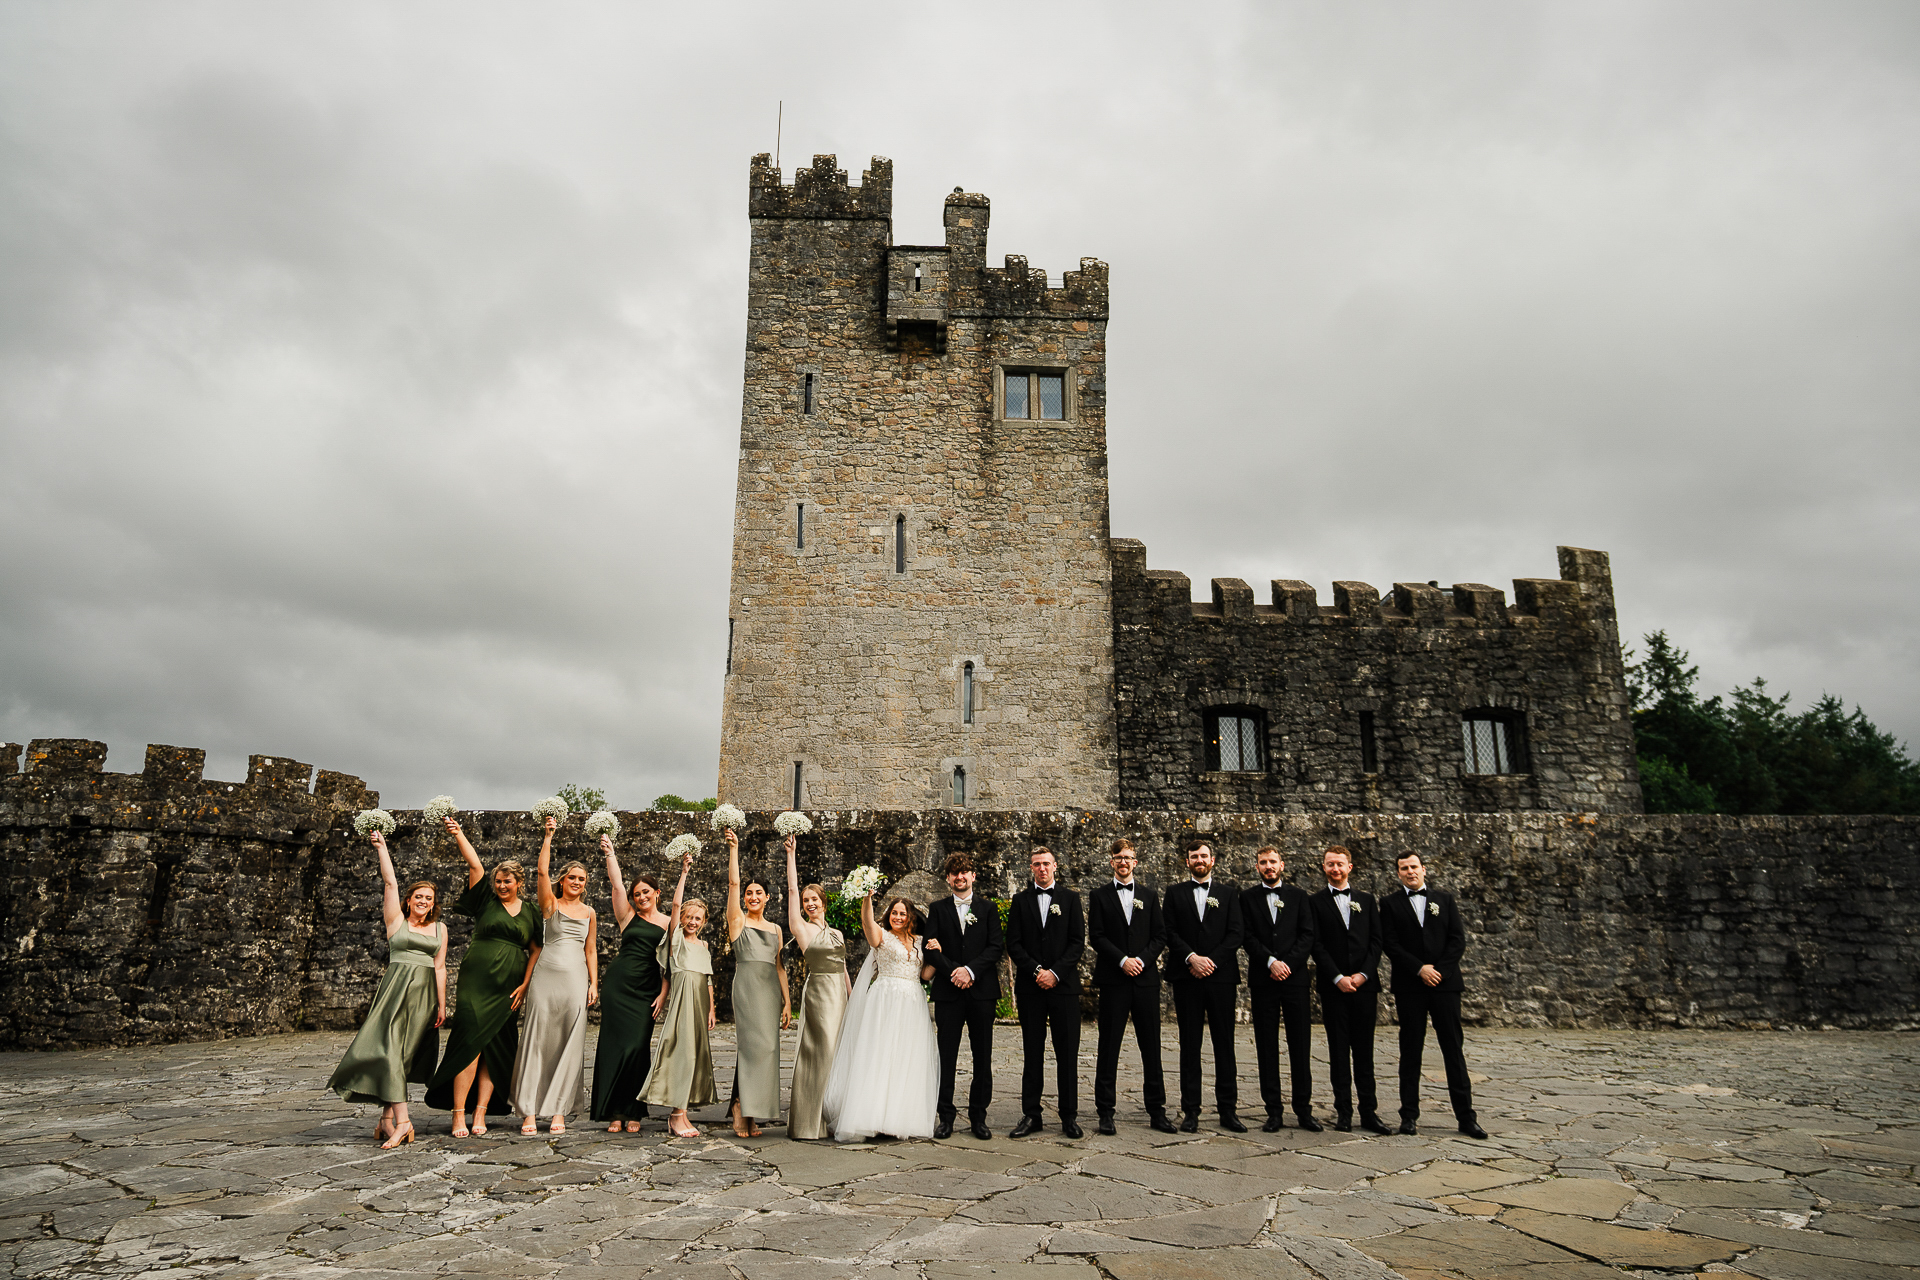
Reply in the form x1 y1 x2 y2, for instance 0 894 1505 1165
841 864 884 903
584 810 620 841
709 803 747 832
774 811 813 837
529 796 569 823
421 795 457 826
354 809 397 837
664 833 702 861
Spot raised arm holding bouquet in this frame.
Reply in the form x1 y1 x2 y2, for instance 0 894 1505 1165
723 826 787 1138
639 839 716 1138
509 815 598 1135
786 832 851 1140
593 830 670 1134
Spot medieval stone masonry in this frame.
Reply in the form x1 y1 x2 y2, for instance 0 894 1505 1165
719 155 1642 815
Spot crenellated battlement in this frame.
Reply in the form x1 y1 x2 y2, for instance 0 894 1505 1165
1110 539 1615 631
979 254 1110 318
748 153 892 221
1 738 377 813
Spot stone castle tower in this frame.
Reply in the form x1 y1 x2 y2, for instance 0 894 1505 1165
718 155 1119 811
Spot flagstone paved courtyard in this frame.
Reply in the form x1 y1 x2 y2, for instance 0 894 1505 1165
1 1025 1916 1280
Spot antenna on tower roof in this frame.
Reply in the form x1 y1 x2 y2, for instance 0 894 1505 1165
775 101 783 173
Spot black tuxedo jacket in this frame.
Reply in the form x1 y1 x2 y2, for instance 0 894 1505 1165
1162 878 1242 986
1088 881 1165 988
922 894 1004 1004
1239 881 1314 989
1006 883 1085 991
1379 885 1466 994
1309 886 1383 987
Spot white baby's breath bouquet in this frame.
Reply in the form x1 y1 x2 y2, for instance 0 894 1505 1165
421 795 457 826
841 864 884 903
584 810 620 841
529 796 569 823
354 809 397 837
664 833 701 861
774 811 813 837
709 803 747 832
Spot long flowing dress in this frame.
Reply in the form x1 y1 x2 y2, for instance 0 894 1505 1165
425 883 537 1115
510 908 593 1118
729 926 784 1120
590 915 666 1123
788 926 849 1140
820 931 938 1141
328 923 444 1105
640 931 716 1111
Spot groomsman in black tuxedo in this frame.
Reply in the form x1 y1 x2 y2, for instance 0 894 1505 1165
1379 851 1486 1140
1163 838 1245 1132
1088 838 1176 1135
1240 845 1320 1132
1310 845 1392 1134
1006 846 1085 1138
923 852 1004 1140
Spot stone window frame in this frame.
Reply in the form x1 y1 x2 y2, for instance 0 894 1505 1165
946 655 990 727
796 363 823 417
1461 708 1530 776
994 361 1075 423
1202 704 1268 773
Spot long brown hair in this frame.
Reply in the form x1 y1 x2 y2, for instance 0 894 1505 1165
881 896 919 939
401 880 440 924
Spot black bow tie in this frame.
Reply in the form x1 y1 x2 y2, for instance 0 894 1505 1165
1332 887 1352 895
1114 882 1134 892
1192 881 1211 890
1265 885 1282 894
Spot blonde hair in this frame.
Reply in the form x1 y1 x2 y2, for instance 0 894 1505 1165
681 898 709 933
801 882 826 912
492 860 526 886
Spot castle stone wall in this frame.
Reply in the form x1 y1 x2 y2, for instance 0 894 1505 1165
4 740 1911 1049
1112 540 1645 815
718 155 1117 812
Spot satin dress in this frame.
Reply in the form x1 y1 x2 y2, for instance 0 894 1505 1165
787 926 849 1140
328 923 443 1105
510 909 592 1118
728 926 784 1120
640 930 717 1111
591 915 666 1123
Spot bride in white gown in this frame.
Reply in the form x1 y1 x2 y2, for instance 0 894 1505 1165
820 893 940 1141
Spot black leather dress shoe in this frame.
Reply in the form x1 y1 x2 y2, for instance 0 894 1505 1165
934 1117 953 1139
1218 1114 1248 1133
1149 1114 1179 1134
1295 1113 1324 1133
1397 1119 1418 1136
1334 1115 1353 1132
970 1119 992 1140
1178 1114 1199 1133
1261 1115 1285 1133
1361 1114 1393 1135
1061 1119 1084 1139
1009 1116 1041 1138
1096 1114 1117 1135
1458 1121 1488 1140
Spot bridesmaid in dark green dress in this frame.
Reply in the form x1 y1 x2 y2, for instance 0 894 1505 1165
593 836 671 1132
424 817 538 1136
326 829 447 1148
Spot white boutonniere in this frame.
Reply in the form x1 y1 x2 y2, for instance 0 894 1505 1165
1206 896 1220 909
1427 902 1440 918
1049 903 1062 917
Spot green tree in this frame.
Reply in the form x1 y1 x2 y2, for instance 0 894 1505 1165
649 795 718 812
556 783 606 813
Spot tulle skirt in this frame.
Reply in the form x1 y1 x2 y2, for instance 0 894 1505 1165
821 976 939 1141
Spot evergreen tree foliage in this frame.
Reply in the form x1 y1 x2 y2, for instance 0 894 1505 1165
1625 632 1920 814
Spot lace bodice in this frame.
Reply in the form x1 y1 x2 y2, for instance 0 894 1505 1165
873 931 924 981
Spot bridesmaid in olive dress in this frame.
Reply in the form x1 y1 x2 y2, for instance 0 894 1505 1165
327 829 447 1148
722 826 789 1138
593 835 670 1133
641 846 717 1137
511 816 599 1134
784 832 850 1140
425 817 536 1135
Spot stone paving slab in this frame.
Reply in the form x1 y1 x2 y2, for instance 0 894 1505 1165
0 1025 1915 1278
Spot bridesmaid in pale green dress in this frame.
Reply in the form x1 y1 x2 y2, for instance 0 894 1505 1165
640 846 717 1137
326 829 447 1149
722 826 789 1138
785 832 850 1140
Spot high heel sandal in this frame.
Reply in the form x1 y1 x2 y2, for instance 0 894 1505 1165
471 1115 488 1137
550 1117 566 1135
380 1122 415 1149
519 1117 538 1135
451 1110 470 1139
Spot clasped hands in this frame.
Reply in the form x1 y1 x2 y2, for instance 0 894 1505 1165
923 938 974 988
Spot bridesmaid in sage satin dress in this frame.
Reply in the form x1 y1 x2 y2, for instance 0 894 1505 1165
721 826 789 1138
785 832 850 1140
509 816 598 1134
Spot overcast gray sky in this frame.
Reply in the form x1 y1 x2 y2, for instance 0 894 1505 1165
3 2 1915 809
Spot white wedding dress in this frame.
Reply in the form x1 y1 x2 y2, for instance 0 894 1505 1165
820 930 939 1141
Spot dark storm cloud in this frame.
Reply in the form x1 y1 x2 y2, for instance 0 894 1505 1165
2 1 1915 807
